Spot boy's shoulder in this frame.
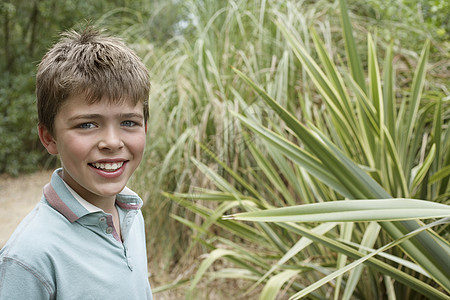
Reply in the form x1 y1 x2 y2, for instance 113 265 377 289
0 199 71 262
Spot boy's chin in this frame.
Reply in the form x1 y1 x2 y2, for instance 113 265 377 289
96 185 127 197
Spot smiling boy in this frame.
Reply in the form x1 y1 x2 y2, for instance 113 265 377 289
0 28 152 299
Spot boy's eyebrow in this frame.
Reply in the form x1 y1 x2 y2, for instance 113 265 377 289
68 113 144 121
120 113 144 119
68 114 102 121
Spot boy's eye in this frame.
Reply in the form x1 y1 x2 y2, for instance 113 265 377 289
121 120 137 127
78 122 96 129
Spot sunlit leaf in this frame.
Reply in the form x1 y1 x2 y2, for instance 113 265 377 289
225 199 450 222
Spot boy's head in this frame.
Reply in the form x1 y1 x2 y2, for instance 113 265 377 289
36 27 150 135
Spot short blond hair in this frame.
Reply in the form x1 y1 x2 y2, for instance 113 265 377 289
36 27 150 134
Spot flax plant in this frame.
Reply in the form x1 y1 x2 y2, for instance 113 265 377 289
160 0 449 299
132 0 336 281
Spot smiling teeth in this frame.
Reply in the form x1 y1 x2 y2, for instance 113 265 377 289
93 162 124 171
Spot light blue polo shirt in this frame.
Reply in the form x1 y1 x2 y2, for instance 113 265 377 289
0 169 152 299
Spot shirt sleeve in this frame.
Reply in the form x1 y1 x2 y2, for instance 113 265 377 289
0 256 53 300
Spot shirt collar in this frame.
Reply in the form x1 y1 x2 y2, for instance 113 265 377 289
44 168 143 223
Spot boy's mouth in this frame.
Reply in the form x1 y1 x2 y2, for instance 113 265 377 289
89 161 125 172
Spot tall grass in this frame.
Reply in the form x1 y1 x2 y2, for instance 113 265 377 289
132 0 336 278
124 0 449 298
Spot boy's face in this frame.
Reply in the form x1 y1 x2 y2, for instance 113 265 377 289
39 94 146 203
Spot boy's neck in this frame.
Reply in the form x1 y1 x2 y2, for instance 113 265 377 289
59 169 118 214
86 196 117 215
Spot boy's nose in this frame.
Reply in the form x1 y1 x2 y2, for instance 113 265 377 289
98 127 124 151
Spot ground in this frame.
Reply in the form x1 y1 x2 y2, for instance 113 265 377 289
0 170 53 247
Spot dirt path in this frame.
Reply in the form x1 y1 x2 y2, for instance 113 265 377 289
0 170 53 247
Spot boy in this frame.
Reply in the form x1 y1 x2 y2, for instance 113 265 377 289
0 27 153 299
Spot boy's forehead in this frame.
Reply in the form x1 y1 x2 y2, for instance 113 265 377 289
63 93 140 106
58 94 143 114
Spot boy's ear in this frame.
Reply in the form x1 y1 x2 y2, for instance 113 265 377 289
38 124 58 155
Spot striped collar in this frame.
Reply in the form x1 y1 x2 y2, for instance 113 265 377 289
43 168 143 223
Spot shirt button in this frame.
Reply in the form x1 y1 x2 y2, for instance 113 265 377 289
127 258 133 271
106 227 113 234
99 217 106 223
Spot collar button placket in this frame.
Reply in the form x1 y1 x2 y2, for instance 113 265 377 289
106 226 113 234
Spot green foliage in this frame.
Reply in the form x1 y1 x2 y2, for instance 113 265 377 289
0 72 44 175
139 0 450 298
348 0 450 42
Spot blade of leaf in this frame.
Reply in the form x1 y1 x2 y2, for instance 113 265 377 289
276 221 449 299
226 199 450 222
233 68 374 198
339 0 366 92
289 218 450 300
334 222 353 300
342 222 381 300
259 270 299 300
